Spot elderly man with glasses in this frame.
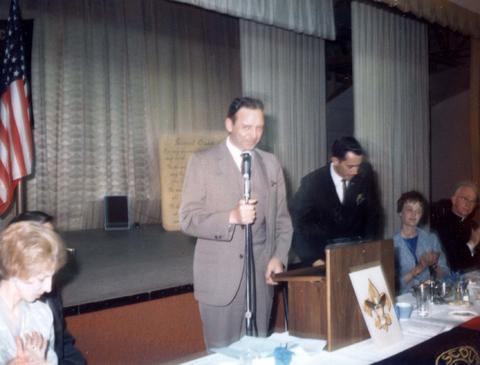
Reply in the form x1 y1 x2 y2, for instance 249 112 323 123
431 181 480 272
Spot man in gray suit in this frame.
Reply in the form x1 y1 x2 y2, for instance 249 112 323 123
180 97 292 349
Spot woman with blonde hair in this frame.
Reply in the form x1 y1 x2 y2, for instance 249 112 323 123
0 221 66 365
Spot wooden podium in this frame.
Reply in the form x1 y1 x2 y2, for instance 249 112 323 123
274 239 394 351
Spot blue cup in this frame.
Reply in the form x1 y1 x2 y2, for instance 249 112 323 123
273 346 293 365
395 302 413 320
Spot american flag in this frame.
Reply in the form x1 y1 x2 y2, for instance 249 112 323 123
0 0 33 214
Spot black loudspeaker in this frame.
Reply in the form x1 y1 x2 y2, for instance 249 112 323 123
104 195 130 230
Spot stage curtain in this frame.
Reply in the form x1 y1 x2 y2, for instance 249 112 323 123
1 0 330 230
374 0 480 38
173 0 336 40
16 0 240 230
352 1 430 237
239 19 327 195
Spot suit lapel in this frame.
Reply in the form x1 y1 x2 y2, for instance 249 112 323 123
252 149 272 247
252 150 269 192
344 175 362 207
216 143 243 199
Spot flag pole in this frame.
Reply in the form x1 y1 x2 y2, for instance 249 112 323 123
15 180 25 215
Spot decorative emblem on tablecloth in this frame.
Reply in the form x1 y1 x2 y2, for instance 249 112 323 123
363 278 393 331
435 345 480 365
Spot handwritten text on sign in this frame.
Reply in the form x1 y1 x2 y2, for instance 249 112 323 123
159 133 226 231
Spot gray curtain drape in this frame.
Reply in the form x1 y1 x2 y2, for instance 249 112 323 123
239 19 327 195
0 0 331 230
352 1 430 237
15 0 241 230
174 0 336 40
374 0 480 38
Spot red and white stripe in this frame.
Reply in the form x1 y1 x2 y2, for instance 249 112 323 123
0 79 33 213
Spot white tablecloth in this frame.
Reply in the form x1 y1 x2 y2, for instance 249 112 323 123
180 292 480 365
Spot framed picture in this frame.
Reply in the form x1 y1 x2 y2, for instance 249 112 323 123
349 262 403 347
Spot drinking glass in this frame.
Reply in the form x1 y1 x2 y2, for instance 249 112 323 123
414 283 430 317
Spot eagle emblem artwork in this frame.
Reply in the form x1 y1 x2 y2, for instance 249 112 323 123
363 278 393 331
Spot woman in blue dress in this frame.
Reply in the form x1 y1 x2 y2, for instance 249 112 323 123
393 191 450 293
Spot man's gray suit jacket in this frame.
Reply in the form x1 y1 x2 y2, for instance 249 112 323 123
179 142 292 306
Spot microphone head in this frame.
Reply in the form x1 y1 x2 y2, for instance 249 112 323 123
241 151 252 159
241 151 252 176
241 151 252 199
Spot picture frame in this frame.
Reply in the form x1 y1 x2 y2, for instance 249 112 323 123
349 262 403 347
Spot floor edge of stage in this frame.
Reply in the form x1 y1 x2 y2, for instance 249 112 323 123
58 224 196 315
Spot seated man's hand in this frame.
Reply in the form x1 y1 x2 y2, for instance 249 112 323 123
470 227 480 248
229 199 257 225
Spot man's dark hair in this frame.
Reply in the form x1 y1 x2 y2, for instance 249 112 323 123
9 211 54 226
227 97 264 122
396 190 427 214
331 137 364 160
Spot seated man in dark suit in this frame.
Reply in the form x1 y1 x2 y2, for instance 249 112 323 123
291 136 381 266
431 181 480 272
9 211 86 365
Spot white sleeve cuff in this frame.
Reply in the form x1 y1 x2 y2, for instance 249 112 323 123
467 241 476 256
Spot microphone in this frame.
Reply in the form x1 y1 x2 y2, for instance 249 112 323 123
241 150 256 335
241 152 252 201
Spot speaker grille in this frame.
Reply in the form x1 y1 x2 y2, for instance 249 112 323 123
104 196 129 230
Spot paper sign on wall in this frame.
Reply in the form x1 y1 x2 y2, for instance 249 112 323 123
158 132 226 231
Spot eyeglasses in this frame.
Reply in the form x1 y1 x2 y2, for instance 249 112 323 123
458 196 477 205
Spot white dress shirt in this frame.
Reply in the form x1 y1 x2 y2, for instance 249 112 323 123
226 136 253 172
330 163 348 203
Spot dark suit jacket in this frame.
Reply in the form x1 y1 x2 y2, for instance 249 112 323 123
291 162 381 264
430 199 479 272
42 291 86 365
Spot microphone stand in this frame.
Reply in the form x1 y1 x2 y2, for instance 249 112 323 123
241 152 257 336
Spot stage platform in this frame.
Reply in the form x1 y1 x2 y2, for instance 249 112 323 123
56 224 286 364
58 224 196 315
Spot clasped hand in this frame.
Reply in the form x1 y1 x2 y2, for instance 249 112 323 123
419 250 440 268
8 332 48 365
229 199 257 225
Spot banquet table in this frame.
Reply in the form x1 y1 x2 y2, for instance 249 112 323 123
178 289 480 365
